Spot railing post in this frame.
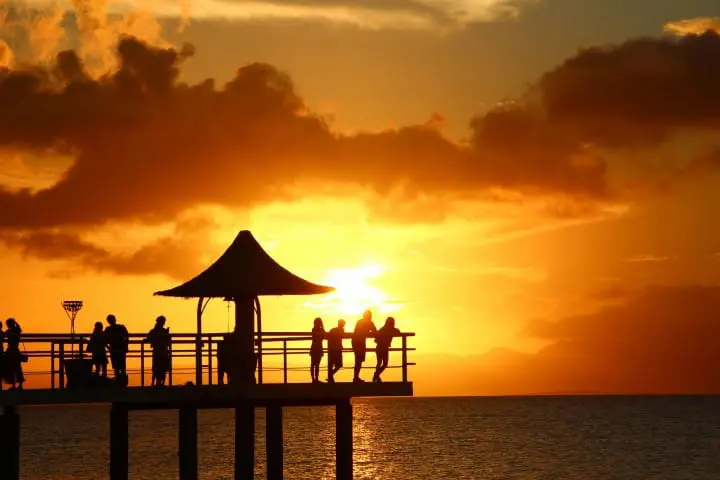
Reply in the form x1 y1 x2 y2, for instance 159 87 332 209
401 336 408 383
283 340 288 384
59 342 65 389
208 337 214 385
168 342 173 386
50 342 56 390
140 342 145 387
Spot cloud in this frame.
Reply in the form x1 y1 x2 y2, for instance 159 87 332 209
623 254 671 263
536 31 720 147
2 20 720 277
664 17 720 36
518 285 720 393
415 286 720 395
0 36 611 234
0 214 214 279
2 0 173 69
18 0 536 31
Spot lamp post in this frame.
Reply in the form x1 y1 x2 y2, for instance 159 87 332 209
62 300 83 355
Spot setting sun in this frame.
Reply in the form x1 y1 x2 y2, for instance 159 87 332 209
304 263 401 320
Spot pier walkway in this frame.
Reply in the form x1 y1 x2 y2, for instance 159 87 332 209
0 330 415 480
0 229 417 479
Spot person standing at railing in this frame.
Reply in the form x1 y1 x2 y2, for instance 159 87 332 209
351 310 377 383
146 316 171 386
373 317 401 383
87 321 108 378
3 318 25 390
0 320 4 392
217 333 231 385
327 319 346 383
104 314 129 385
309 317 326 383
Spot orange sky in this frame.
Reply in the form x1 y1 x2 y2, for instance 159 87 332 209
2 1 720 395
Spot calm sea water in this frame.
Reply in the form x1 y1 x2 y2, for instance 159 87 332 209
18 396 720 479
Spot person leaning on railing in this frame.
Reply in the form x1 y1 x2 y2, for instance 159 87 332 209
372 317 401 383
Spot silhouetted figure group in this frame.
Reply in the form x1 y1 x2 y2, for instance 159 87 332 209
0 318 26 390
1 309 401 390
85 314 169 386
88 314 131 385
311 310 401 384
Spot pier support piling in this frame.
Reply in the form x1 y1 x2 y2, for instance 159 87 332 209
110 404 129 480
0 406 20 480
336 399 353 480
235 402 255 480
179 407 198 480
266 405 283 480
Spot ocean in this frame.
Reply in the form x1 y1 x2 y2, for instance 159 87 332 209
18 396 720 479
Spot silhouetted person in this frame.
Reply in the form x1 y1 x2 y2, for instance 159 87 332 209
146 316 171 386
373 317 401 383
0 320 4 391
217 333 231 385
87 321 108 378
327 319 345 383
352 310 377 383
104 314 129 383
309 317 325 383
3 318 24 390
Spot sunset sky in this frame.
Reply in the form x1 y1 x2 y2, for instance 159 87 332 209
2 0 720 395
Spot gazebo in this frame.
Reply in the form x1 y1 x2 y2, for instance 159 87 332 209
154 230 334 385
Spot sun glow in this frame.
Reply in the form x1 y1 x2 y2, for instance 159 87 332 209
305 263 400 319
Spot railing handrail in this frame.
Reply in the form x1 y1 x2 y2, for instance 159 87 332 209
7 330 415 391
20 331 416 339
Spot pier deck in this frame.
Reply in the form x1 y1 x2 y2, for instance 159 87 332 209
0 382 413 408
0 331 415 480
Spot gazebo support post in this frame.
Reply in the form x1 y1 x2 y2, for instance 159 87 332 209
234 296 256 384
195 297 204 386
254 296 263 384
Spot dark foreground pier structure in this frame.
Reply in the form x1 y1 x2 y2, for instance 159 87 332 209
0 231 415 480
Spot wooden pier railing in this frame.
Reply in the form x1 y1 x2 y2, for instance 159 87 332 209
14 331 416 390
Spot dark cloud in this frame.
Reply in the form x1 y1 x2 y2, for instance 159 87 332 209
0 215 213 279
0 36 609 233
4 31 720 277
521 285 720 393
412 285 720 395
538 31 720 147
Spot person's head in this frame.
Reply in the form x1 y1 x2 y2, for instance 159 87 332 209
338 319 346 330
313 317 323 329
363 309 372 321
156 315 166 327
385 317 395 328
5 318 15 328
93 321 103 334
106 314 116 326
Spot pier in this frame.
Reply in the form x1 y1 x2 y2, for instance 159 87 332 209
0 231 415 479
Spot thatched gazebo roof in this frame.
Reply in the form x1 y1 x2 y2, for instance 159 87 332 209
154 230 334 299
